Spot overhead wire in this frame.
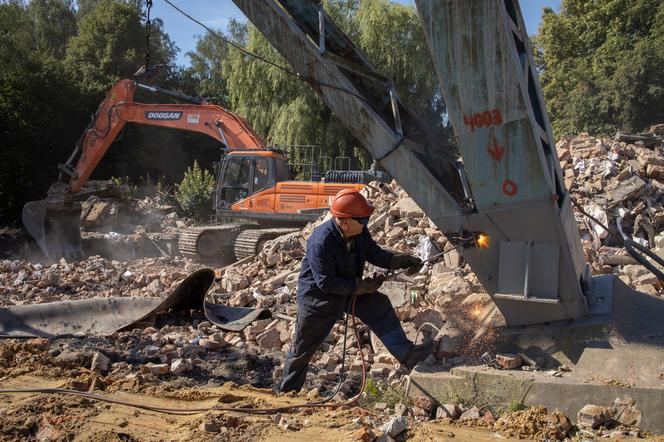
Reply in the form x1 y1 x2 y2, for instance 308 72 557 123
161 0 374 107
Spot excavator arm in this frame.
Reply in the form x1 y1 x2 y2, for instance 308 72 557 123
23 79 266 260
61 79 265 193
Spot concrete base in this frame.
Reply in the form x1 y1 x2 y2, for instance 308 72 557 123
407 275 664 433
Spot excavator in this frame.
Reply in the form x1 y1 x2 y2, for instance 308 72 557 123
22 78 380 262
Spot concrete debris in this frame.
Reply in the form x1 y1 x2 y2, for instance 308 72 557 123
577 404 613 429
495 353 522 370
612 397 642 427
458 406 480 421
379 416 408 437
90 351 111 374
436 404 461 420
494 406 573 440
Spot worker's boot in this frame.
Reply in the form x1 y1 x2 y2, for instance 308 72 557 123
401 341 434 370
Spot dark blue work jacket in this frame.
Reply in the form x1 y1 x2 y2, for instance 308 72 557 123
297 218 393 317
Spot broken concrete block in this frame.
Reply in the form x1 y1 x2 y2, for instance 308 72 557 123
267 269 292 287
90 351 111 374
370 363 391 378
436 404 461 420
434 323 466 358
380 416 408 438
229 290 253 307
607 175 645 203
577 404 612 429
170 358 188 375
84 202 110 228
414 396 434 412
612 397 642 427
145 278 164 296
256 327 283 349
495 353 522 370
27 337 50 351
459 406 480 421
142 363 169 376
199 338 223 351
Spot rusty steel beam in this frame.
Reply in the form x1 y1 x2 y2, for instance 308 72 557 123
416 0 589 324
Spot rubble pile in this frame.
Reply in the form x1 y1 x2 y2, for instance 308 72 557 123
0 256 194 307
0 130 663 439
557 126 664 295
211 179 504 392
79 179 183 235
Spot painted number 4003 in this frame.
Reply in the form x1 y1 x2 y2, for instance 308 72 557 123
463 109 502 132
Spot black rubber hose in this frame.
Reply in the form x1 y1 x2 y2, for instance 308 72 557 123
623 237 664 281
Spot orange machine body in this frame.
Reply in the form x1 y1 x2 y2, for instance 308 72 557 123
231 181 365 214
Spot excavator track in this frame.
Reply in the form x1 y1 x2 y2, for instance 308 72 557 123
234 228 300 260
179 224 247 264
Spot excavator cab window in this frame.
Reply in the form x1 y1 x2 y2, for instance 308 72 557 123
218 156 252 206
274 157 290 182
253 157 270 191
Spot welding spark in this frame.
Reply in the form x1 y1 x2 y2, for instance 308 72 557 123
475 233 490 249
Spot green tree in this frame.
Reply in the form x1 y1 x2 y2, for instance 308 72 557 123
0 1 89 224
27 0 77 59
66 0 177 93
535 0 664 136
176 160 215 222
0 0 186 226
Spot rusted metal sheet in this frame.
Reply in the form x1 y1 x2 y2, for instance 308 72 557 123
0 269 270 337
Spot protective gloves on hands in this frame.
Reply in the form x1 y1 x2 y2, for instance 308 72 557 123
353 275 386 295
390 253 423 270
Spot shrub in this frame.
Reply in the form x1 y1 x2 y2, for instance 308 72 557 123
175 161 215 223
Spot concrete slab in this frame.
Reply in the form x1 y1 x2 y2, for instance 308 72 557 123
407 275 664 433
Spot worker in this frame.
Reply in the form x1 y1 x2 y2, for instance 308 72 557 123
280 189 432 393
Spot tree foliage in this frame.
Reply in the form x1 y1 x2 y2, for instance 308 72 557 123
175 160 215 222
535 0 664 136
66 0 176 93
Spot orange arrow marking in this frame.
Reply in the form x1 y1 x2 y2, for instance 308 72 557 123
487 135 505 162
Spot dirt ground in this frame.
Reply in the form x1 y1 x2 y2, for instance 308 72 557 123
3 371 662 442
0 373 522 442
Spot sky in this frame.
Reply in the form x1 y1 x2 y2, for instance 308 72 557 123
150 0 562 67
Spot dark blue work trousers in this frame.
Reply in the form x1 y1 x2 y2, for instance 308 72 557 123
280 218 413 392
280 292 412 393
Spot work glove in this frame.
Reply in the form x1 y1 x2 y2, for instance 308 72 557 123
353 276 385 295
390 253 423 270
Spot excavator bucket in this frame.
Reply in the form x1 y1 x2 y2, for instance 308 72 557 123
22 200 84 261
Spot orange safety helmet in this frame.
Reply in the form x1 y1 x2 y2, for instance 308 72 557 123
330 189 374 218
